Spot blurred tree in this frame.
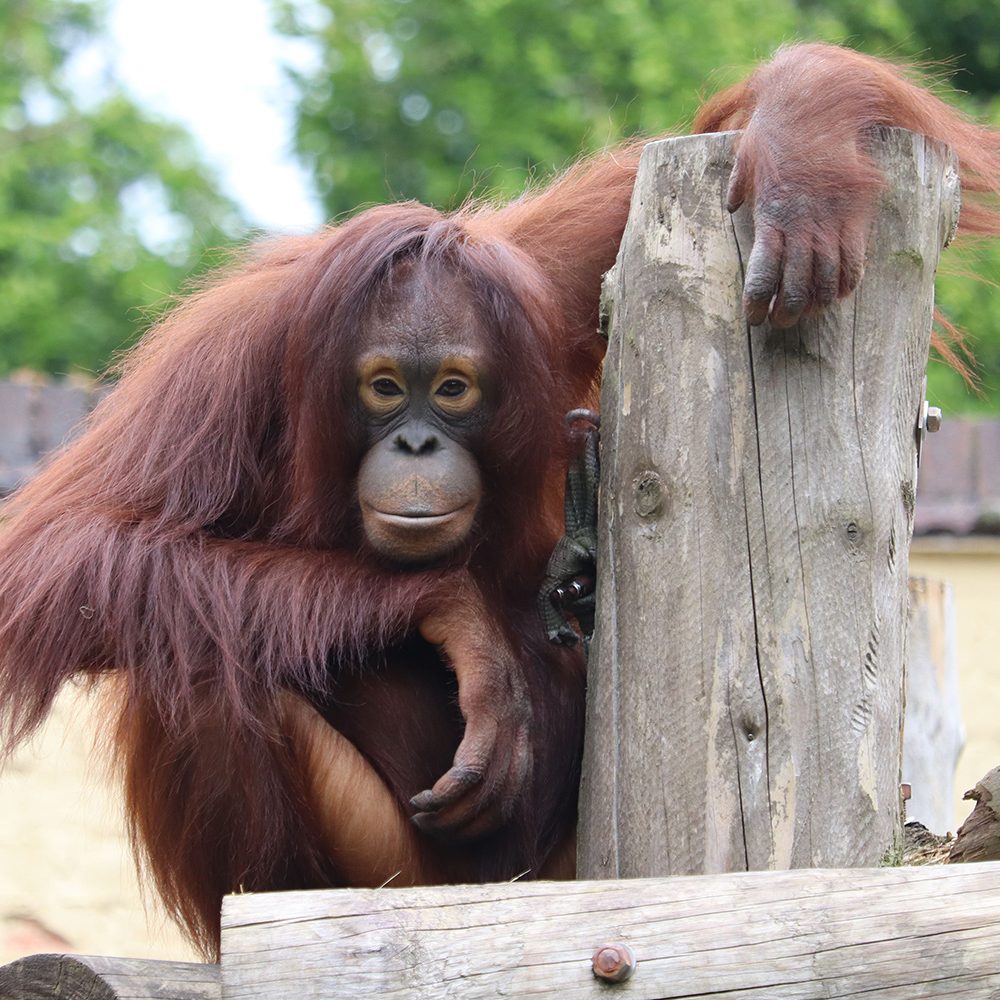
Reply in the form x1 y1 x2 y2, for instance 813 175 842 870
274 0 813 217
794 0 1000 97
790 1 1000 410
275 0 1000 412
0 0 245 376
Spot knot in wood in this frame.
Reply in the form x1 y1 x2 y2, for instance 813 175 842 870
598 297 613 340
633 471 664 518
592 943 636 983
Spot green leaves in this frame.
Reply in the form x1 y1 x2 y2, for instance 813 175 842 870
0 0 245 376
277 0 1000 411
6 0 1000 410
279 0 803 217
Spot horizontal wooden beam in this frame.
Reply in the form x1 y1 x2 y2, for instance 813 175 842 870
0 953 219 1000
221 863 1000 998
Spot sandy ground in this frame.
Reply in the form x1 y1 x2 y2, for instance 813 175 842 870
909 548 1000 832
0 682 196 965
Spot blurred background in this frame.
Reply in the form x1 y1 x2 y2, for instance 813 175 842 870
1 0 999 965
3 0 1000 408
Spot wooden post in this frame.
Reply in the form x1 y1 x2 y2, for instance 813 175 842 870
903 576 963 832
9 864 1000 998
579 128 960 878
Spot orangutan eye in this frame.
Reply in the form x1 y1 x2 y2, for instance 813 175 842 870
436 379 468 398
372 377 404 397
430 363 480 415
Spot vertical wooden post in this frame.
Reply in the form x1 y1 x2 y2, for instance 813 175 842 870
903 576 963 833
579 129 960 878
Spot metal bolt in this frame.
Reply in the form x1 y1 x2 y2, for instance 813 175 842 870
592 943 636 983
925 406 942 432
901 782 912 802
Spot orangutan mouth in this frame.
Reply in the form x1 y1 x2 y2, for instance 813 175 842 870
374 509 464 527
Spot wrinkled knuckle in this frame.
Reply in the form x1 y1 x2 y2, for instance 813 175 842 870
448 763 484 789
780 291 808 314
744 275 776 302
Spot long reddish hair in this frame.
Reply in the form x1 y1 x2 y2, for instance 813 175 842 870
3 41 1000 955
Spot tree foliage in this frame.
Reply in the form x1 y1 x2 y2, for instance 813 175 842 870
276 0 1000 411
275 0 811 217
6 0 1000 408
0 0 245 376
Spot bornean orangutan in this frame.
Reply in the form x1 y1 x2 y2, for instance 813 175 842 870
1 44 999 957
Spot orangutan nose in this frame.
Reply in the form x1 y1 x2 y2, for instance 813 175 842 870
394 423 439 456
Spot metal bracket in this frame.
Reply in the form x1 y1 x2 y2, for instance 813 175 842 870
915 376 942 470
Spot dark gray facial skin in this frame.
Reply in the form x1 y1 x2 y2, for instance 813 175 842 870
354 263 492 564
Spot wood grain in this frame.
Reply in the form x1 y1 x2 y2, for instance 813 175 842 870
579 129 959 879
0 953 219 1000
904 577 963 832
220 864 1000 998
951 766 1000 863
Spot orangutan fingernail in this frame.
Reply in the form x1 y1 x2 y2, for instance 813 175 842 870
592 943 636 983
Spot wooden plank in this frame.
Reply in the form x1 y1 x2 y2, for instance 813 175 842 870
580 129 959 878
0 953 219 1000
903 577 963 832
221 864 1000 998
0 381 36 494
950 766 1000 863
33 382 91 455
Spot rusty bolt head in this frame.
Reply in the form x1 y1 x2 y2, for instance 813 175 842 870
901 782 912 802
592 943 636 983
925 406 942 432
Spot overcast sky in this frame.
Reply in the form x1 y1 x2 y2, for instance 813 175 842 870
107 0 325 233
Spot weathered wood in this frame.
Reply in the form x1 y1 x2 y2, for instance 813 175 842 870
950 765 1000 863
220 865 1000 998
33 382 91 454
580 129 960 878
0 381 36 494
903 819 953 865
0 953 219 1000
903 576 964 832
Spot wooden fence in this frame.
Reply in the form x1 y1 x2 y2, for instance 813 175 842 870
0 377 105 495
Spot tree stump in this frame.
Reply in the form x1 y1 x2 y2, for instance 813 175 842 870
580 128 961 878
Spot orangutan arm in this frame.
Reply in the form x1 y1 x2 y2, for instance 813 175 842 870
279 691 433 886
696 43 1000 328
494 43 1000 359
409 574 533 841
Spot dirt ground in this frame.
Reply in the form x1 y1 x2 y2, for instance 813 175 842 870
0 683 196 965
909 548 1000 831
